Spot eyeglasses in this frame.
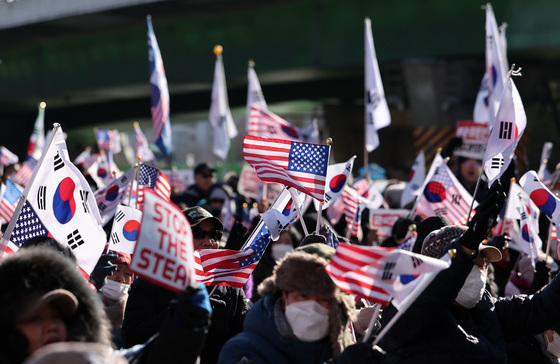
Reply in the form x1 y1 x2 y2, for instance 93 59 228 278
201 173 214 179
192 227 222 241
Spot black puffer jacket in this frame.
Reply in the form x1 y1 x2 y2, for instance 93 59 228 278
379 239 560 363
0 248 111 364
123 277 248 364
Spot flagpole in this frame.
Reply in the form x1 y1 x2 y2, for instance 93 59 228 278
0 123 61 254
128 161 140 207
361 303 382 343
316 137 332 234
134 162 142 209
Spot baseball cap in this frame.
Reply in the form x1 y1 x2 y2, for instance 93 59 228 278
183 206 224 230
194 163 216 176
16 289 79 323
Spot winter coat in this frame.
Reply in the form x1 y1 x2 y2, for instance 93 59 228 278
379 239 560 363
122 277 248 364
218 293 334 364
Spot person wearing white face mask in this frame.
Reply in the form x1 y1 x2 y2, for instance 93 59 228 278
379 180 560 363
219 247 385 364
99 250 134 349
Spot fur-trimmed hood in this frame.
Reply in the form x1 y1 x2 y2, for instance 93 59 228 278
258 251 355 356
0 247 111 363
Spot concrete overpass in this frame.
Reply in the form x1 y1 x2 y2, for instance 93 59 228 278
2 0 560 175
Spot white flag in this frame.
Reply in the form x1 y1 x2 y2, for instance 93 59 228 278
246 61 267 132
109 204 143 254
401 151 426 208
483 71 527 186
209 46 238 160
474 6 509 125
365 17 391 152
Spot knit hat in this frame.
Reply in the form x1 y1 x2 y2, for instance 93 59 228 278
421 225 468 257
258 251 354 356
414 216 451 253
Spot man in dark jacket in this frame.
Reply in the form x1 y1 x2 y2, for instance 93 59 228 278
378 181 560 363
122 206 249 364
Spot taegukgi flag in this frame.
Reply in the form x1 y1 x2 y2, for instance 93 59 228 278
1 124 106 274
483 69 527 186
109 204 143 254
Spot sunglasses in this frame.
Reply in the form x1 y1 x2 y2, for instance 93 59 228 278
192 227 222 241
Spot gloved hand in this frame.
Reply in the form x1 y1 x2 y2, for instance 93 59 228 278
224 220 248 250
172 282 212 329
460 180 504 251
529 260 551 294
89 253 118 290
487 234 511 250
332 343 385 364
441 137 463 159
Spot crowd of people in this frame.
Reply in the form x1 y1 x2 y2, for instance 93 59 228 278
2 140 560 364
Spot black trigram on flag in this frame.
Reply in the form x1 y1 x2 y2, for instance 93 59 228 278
98 202 107 212
115 209 125 223
37 186 47 210
68 229 85 250
382 261 396 280
111 231 120 244
411 256 423 269
498 121 513 140
54 151 65 171
491 157 505 169
80 190 90 213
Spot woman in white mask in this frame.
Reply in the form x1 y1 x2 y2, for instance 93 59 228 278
99 251 133 348
219 247 384 363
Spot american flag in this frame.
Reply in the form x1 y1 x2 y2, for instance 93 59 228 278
243 135 330 203
342 186 360 237
137 164 171 206
0 179 23 224
415 159 475 225
247 105 301 142
326 229 340 249
2 200 49 255
12 157 37 187
147 16 172 156
325 242 450 306
194 220 271 288
95 129 121 153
